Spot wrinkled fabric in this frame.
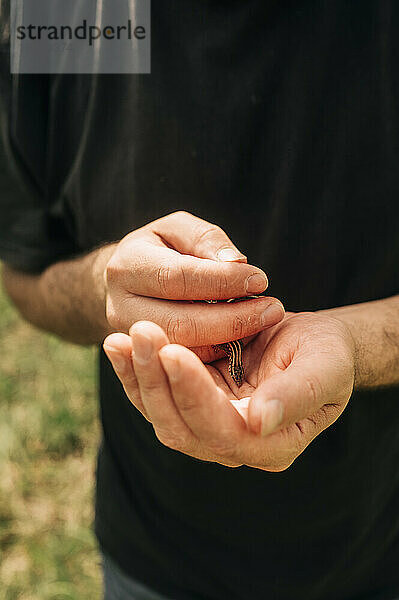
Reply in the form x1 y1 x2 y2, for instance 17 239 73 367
1 2 399 599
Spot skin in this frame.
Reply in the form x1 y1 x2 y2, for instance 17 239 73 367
3 211 399 471
103 297 399 471
2 212 285 355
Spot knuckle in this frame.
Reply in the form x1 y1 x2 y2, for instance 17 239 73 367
106 301 122 331
171 210 191 220
156 262 188 298
194 223 221 248
176 393 199 414
164 313 199 345
156 264 173 297
106 293 134 332
230 312 247 338
163 210 194 229
215 271 230 298
164 313 181 342
105 258 120 286
141 378 161 395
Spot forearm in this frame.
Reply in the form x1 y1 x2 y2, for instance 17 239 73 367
1 244 116 345
322 295 399 390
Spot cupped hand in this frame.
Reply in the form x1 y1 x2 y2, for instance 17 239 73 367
104 211 284 359
103 312 355 471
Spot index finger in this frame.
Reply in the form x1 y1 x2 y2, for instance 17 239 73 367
150 211 248 262
159 344 246 457
121 239 268 300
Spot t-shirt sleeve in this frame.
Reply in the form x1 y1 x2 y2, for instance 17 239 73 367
0 117 79 273
0 4 77 273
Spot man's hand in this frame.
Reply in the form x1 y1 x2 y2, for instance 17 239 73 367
105 211 284 355
2 211 284 345
103 312 355 471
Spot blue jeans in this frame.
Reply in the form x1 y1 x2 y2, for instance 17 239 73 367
102 553 171 600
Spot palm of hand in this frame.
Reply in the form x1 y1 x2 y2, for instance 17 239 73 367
204 312 355 469
104 312 355 472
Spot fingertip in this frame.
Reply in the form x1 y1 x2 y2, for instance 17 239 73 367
260 300 285 327
274 300 286 321
158 344 184 382
103 332 132 354
248 395 263 435
248 393 285 436
217 247 247 263
159 344 205 381
129 320 168 341
158 343 185 362
260 399 284 436
129 321 149 337
245 271 268 294
103 342 128 374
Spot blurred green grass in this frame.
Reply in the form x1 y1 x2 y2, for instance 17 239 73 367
0 277 102 599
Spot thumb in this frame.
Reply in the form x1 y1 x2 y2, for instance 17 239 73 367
152 211 248 263
248 355 349 437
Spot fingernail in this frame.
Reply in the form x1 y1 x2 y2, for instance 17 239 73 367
132 332 153 364
261 302 284 326
159 351 180 382
103 345 127 373
246 273 268 294
217 247 247 262
261 399 284 436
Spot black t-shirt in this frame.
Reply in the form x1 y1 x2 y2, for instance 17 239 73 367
1 2 399 599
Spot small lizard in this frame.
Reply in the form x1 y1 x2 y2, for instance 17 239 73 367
213 339 245 387
204 296 263 387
